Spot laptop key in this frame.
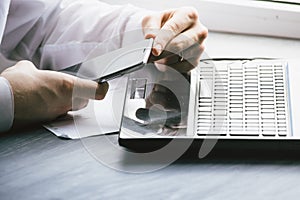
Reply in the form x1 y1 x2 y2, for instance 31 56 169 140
229 131 259 136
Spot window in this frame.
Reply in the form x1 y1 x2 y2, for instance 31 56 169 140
197 0 300 39
265 0 300 4
101 0 300 39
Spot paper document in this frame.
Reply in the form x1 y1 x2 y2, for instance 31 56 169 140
44 78 127 139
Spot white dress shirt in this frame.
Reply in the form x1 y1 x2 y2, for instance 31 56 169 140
0 0 150 132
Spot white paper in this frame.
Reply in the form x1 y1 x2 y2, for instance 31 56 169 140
44 78 127 139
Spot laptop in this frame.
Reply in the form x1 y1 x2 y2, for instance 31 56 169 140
118 48 300 156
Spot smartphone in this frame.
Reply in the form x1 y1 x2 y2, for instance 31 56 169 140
71 38 153 83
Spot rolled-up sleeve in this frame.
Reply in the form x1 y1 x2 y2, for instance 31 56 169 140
1 0 154 71
0 77 14 132
38 0 154 70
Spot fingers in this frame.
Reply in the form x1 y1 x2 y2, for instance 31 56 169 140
1 60 109 125
142 6 208 77
165 23 208 54
72 98 89 111
71 77 109 100
154 44 204 72
152 7 202 56
153 8 195 55
44 71 109 100
154 43 204 65
142 14 162 39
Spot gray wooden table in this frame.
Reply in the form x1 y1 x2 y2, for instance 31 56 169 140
1 126 300 200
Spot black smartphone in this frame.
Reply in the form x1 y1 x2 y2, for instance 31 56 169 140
67 39 153 83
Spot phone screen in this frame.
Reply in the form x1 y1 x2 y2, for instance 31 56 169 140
75 39 153 83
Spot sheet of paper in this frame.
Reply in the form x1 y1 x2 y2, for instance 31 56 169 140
44 78 127 139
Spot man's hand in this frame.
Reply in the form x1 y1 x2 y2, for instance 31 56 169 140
142 7 208 72
1 60 109 125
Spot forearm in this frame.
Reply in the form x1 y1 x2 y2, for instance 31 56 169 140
1 0 153 71
38 0 152 71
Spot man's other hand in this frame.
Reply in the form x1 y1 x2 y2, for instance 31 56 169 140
142 7 208 72
1 60 109 125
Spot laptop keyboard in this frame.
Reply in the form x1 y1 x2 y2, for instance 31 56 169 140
196 60 291 137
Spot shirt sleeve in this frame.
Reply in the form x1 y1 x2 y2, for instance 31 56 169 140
0 77 14 132
1 0 155 71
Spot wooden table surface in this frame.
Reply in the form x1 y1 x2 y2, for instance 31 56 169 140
1 125 300 200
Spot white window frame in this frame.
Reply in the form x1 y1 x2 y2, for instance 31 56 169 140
195 0 300 39
101 0 300 39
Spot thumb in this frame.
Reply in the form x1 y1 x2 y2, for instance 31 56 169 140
72 76 109 100
142 14 163 56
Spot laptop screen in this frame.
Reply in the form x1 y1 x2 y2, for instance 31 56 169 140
120 63 192 138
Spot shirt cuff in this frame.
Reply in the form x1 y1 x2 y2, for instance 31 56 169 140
0 77 14 132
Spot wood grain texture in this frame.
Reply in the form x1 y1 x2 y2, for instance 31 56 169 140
1 126 300 200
